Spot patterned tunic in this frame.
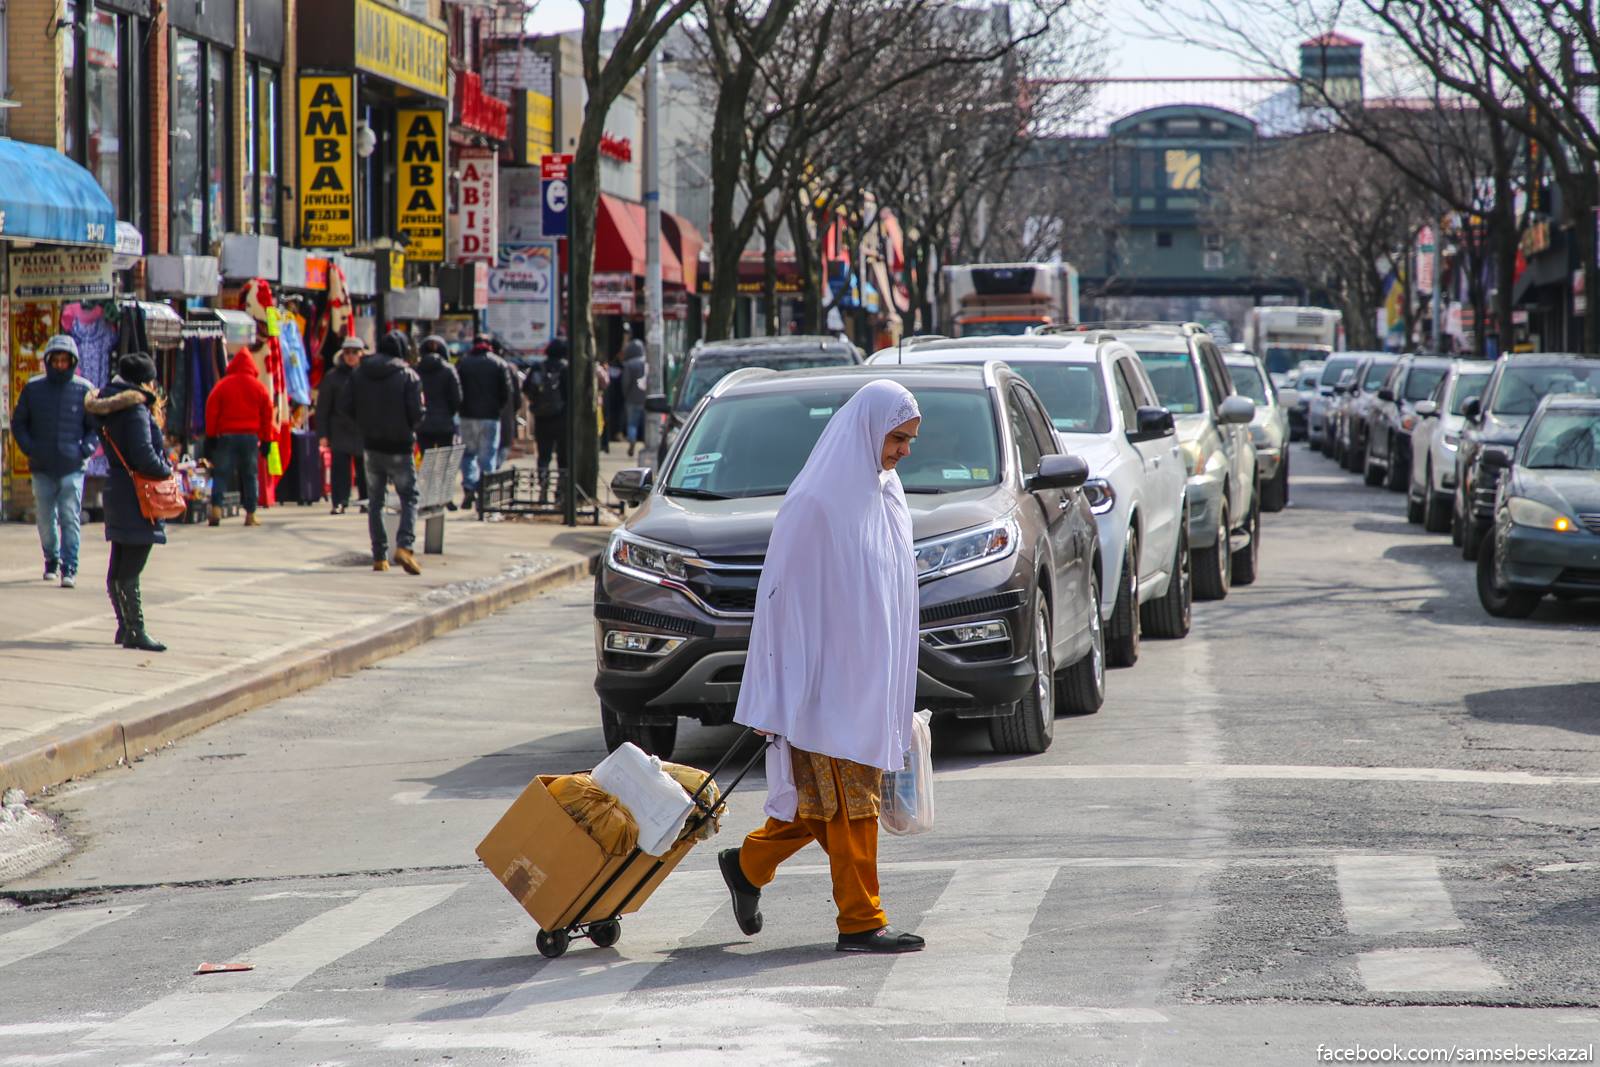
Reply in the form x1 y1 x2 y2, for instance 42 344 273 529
792 747 882 822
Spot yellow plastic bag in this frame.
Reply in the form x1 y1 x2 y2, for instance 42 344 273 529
660 762 721 843
266 440 283 477
549 773 639 857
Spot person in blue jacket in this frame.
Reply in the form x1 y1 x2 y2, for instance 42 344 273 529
85 353 173 652
10 335 98 588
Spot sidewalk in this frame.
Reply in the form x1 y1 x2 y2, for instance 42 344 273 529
0 448 637 795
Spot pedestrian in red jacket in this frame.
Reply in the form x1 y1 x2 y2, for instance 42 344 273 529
204 350 274 527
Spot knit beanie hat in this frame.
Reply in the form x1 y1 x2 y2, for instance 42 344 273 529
118 352 158 385
420 334 448 357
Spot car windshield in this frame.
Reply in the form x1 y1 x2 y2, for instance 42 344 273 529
1523 411 1600 471
1320 357 1359 387
1004 362 1110 433
1135 350 1201 414
1362 361 1393 390
665 385 1001 499
1449 370 1491 415
960 320 1040 337
1403 367 1447 402
1229 364 1269 405
1263 346 1326 375
1490 363 1600 416
675 352 856 413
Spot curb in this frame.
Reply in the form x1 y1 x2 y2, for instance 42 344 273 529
0 553 600 798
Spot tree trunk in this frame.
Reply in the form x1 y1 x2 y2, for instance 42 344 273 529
705 61 759 342
567 111 608 499
761 215 782 335
787 196 820 333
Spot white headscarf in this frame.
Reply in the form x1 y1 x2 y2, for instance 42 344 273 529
734 378 923 820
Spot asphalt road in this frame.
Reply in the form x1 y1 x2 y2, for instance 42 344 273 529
3 446 1599 1066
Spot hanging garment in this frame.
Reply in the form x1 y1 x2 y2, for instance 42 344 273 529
67 308 120 478
732 379 922 821
279 316 313 405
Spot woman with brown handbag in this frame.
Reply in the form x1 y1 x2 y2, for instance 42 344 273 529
86 353 173 652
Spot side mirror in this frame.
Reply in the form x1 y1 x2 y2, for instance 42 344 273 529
1377 388 1396 403
1479 447 1511 470
1127 405 1175 443
1028 453 1089 492
1414 400 1438 418
610 467 653 506
644 393 672 414
1461 396 1482 422
1218 396 1256 425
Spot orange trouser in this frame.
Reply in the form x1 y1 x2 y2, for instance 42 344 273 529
737 765 886 935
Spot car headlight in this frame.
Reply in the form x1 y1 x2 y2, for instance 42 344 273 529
1248 424 1270 447
608 529 695 583
915 517 1019 581
1180 439 1205 476
1401 414 1416 432
1506 496 1578 533
1442 432 1460 451
1082 478 1115 515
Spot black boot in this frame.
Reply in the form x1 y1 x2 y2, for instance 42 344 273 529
718 848 763 936
837 926 925 954
115 577 166 653
107 577 126 645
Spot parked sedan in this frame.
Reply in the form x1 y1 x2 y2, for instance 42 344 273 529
1310 353 1369 453
1120 325 1259 600
1476 395 1600 618
1406 361 1493 532
1224 352 1291 512
1363 354 1451 491
1454 354 1600 560
598 363 1105 759
868 332 1192 667
1338 354 1399 472
1287 364 1322 442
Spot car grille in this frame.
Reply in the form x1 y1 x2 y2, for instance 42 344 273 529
684 555 763 617
1580 513 1600 536
593 604 713 638
921 589 1027 626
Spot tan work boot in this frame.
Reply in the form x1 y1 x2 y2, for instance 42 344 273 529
394 547 422 575
373 558 390 572
208 505 221 527
243 511 261 527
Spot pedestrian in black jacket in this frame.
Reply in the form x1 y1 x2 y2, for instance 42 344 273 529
314 335 368 513
85 354 172 652
11 334 97 585
339 330 425 574
523 338 570 502
415 335 462 451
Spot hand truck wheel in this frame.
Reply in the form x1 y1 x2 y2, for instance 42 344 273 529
535 928 570 959
589 919 622 948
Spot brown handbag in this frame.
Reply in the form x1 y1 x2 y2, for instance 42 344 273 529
101 420 187 522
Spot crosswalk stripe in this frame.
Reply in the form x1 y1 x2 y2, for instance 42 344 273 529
485 875 727 1025
0 906 141 971
873 863 1057 1022
83 883 462 1047
1336 855 1463 936
1356 947 1507 992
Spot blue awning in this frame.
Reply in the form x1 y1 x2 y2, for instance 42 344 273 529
0 138 116 247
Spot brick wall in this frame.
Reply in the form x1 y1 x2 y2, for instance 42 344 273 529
233 0 248 238
283 0 298 246
148 6 169 255
6 0 65 149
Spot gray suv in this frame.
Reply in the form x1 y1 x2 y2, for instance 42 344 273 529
597 363 1105 759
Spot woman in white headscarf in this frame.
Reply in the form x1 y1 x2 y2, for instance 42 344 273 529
718 378 926 954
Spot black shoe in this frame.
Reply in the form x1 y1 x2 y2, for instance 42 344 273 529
718 848 763 936
837 926 925 954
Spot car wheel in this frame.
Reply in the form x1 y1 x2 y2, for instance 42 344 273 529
1106 535 1140 668
1363 440 1386 486
1261 453 1289 512
1475 531 1541 619
1461 515 1484 561
1193 498 1231 601
988 593 1056 754
1451 489 1465 546
600 702 678 760
1406 476 1425 524
1424 470 1452 534
1231 493 1260 586
1347 438 1367 474
1385 438 1409 491
1141 519 1192 639
1056 575 1105 715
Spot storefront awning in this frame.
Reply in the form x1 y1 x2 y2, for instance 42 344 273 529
596 194 683 286
0 138 116 247
661 212 703 293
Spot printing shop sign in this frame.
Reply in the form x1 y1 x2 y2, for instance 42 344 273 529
486 241 559 354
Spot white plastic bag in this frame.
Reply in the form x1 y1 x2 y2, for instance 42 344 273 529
879 710 934 836
591 743 695 856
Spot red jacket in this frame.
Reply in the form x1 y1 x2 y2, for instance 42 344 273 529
206 350 274 441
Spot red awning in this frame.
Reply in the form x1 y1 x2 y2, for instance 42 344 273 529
662 211 703 292
595 194 682 286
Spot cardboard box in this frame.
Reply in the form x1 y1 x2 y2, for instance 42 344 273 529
477 775 696 931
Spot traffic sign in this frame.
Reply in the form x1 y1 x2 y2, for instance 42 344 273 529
541 153 573 238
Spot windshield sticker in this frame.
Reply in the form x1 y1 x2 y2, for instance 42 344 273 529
680 462 717 477
971 467 990 479
681 476 704 488
690 452 722 463
942 468 973 480
809 407 835 418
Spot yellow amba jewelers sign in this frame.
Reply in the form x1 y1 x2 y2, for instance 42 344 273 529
355 0 448 98
397 108 446 262
299 74 357 249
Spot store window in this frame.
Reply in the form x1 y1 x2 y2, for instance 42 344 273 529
171 33 232 255
62 3 146 230
243 61 282 237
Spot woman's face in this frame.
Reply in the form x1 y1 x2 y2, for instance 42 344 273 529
880 417 920 472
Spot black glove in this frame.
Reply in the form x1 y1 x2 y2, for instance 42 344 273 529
259 439 272 457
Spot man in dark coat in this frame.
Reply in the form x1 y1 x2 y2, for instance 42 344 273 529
415 335 463 452
455 334 512 508
314 336 369 513
522 338 570 503
339 330 425 574
85 354 172 652
11 335 97 586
